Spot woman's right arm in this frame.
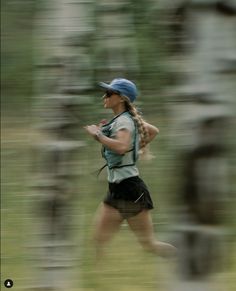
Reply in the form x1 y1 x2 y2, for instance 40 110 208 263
84 124 131 155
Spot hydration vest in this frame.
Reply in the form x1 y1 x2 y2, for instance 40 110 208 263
101 111 139 169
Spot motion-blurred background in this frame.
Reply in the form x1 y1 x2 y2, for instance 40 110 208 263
1 0 236 290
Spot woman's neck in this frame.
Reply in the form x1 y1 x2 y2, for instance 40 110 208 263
112 104 126 116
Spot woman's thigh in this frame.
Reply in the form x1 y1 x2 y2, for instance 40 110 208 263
93 202 124 243
126 210 155 246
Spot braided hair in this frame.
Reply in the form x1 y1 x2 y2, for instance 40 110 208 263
123 98 148 148
123 96 154 159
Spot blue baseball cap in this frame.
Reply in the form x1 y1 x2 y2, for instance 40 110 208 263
98 78 138 103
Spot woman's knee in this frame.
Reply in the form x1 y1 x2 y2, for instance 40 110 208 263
93 227 111 246
138 236 156 252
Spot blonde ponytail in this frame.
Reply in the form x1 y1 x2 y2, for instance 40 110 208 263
123 97 155 160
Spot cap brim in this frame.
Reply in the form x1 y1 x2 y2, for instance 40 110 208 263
98 82 113 91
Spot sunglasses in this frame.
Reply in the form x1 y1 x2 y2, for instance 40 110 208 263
104 90 120 98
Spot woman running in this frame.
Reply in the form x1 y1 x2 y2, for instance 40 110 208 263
84 78 176 261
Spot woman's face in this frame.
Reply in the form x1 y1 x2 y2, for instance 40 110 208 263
102 91 124 110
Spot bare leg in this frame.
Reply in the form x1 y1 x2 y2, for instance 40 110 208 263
127 210 177 258
93 203 123 262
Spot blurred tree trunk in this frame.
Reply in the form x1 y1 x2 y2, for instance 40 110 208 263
162 0 236 290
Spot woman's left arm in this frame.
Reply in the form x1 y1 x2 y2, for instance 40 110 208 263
143 121 159 144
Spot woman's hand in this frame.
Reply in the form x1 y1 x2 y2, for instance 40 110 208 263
84 118 108 136
84 125 100 138
98 119 108 127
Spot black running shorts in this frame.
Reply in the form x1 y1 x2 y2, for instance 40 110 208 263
103 176 154 219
